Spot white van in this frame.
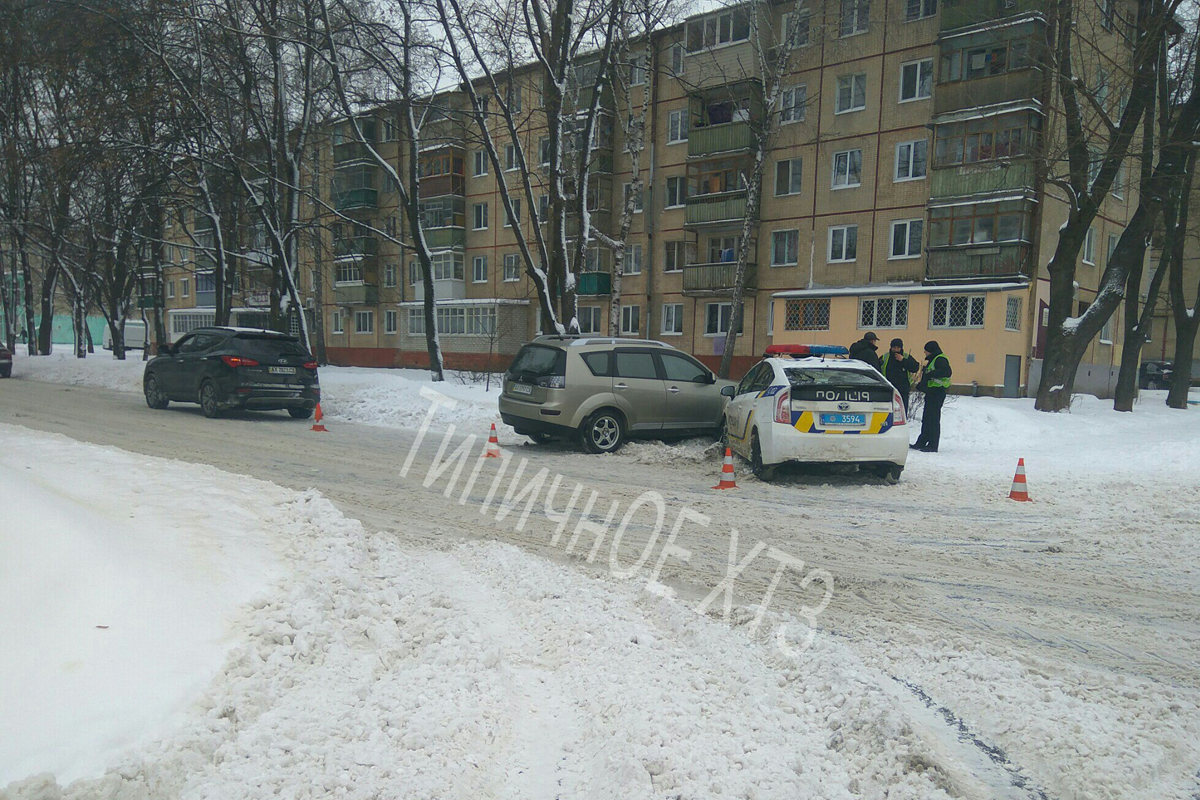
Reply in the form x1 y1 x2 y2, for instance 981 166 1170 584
103 320 147 351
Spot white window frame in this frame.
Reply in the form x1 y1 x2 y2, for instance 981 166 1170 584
620 304 641 335
776 157 803 196
1005 296 1022 331
354 309 374 334
1099 314 1114 344
930 294 987 329
384 262 397 288
889 219 923 259
859 296 909 329
664 241 685 273
828 224 858 263
835 73 867 114
704 302 743 336
767 299 775 336
626 244 643 275
472 255 488 283
473 150 488 177
624 183 644 213
1108 233 1120 264
503 253 521 282
840 0 870 36
668 109 689 144
661 302 684 335
384 309 398 334
665 176 687 208
780 11 811 49
578 306 602 334
905 0 937 21
180 277 190 298
898 58 934 103
895 139 928 182
1083 227 1096 265
331 309 343 334
629 51 646 86
473 202 489 230
504 199 521 228
505 143 518 172
832 149 863 189
166 280 175 299
780 85 807 124
771 229 800 266
670 43 685 75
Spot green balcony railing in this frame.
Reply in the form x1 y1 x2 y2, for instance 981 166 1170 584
332 283 378 305
334 188 378 211
421 226 465 250
333 236 379 259
926 244 1032 280
688 122 754 157
333 141 375 164
577 271 611 296
685 191 747 226
682 262 756 293
934 69 1042 116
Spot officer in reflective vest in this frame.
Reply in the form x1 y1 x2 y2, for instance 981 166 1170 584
913 340 952 453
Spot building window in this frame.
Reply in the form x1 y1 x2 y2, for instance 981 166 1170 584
784 298 831 330
1108 233 1120 263
1005 296 1022 331
626 244 643 275
505 144 518 171
166 280 175 299
840 0 869 36
577 306 601 334
828 225 858 262
668 109 689 143
505 199 521 227
940 39 1032 84
1083 227 1096 265
507 83 522 113
354 310 374 334
931 294 986 328
780 85 807 123
771 229 800 266
332 310 343 334
473 203 488 230
685 8 751 52
385 309 398 334
181 278 190 298
767 299 775 336
661 303 684 335
895 140 928 181
860 297 908 328
537 194 549 223
1100 314 1114 344
539 137 551 167
623 183 644 213
899 59 934 102
780 11 811 48
890 219 923 259
905 0 936 21
386 215 397 237
503 253 521 281
473 150 488 177
408 308 424 335
628 51 646 85
835 73 867 113
670 43 685 74
620 304 641 335
473 255 488 283
666 176 687 208
421 252 464 281
384 262 397 287
934 116 1031 166
776 157 803 196
927 201 1027 247
1101 0 1115 30
664 241 685 272
705 302 743 335
832 149 863 188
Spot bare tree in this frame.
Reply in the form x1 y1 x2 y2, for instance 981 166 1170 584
1166 149 1200 408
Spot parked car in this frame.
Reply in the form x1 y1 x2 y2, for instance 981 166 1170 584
499 335 734 453
143 327 320 419
1139 360 1173 390
722 344 909 483
103 320 146 351
0 343 11 378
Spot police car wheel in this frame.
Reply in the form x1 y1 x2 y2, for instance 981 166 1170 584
880 465 903 485
750 432 774 481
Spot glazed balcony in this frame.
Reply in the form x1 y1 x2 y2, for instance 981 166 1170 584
421 226 466 250
333 141 376 164
410 277 466 302
334 188 379 211
333 236 379 260
682 261 756 294
333 282 378 305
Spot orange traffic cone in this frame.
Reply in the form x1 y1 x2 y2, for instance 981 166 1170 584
484 423 501 458
310 403 329 432
712 447 738 490
1008 458 1031 501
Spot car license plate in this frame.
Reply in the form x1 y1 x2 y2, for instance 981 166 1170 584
511 382 533 395
268 366 296 375
821 413 866 426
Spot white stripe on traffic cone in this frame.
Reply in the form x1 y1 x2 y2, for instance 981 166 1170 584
1008 457 1031 501
484 423 501 458
712 447 738 490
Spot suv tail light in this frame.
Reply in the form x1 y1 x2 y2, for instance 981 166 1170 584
536 375 565 389
892 390 907 426
774 388 791 424
221 355 259 368
302 361 318 370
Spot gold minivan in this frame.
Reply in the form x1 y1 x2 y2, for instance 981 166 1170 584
499 336 734 453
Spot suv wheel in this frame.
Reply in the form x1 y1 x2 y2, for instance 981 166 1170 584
144 374 169 409
580 410 624 454
750 431 775 481
289 407 314 420
199 380 222 419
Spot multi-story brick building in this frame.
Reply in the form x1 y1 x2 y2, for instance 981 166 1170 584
158 0 1142 396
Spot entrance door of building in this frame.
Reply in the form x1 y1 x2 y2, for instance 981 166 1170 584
1004 354 1022 398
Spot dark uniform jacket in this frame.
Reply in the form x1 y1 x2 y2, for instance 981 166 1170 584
848 338 881 370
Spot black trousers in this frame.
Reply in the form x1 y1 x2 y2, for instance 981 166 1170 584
916 389 945 451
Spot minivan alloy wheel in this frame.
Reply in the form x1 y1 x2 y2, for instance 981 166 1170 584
582 411 623 453
199 381 221 418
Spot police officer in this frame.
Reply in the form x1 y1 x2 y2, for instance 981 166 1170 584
880 338 919 414
848 331 881 370
913 340 951 453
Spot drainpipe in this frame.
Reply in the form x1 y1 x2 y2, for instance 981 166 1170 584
645 32 660 339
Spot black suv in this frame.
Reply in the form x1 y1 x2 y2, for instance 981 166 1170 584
144 327 320 419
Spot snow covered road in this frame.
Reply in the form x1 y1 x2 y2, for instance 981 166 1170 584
1 371 1199 798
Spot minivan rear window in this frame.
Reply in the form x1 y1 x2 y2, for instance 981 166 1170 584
235 334 310 360
509 344 565 378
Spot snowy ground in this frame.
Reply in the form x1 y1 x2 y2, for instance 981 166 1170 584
5 351 1200 799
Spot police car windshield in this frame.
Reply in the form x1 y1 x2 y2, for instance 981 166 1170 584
785 367 883 386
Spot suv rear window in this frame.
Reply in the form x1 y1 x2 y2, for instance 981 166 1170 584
785 367 886 387
509 345 565 379
234 334 310 360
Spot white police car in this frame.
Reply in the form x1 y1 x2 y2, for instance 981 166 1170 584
720 345 909 482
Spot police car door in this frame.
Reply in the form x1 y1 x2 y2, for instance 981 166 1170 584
726 363 768 454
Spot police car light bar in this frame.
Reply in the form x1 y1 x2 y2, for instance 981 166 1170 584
763 344 850 358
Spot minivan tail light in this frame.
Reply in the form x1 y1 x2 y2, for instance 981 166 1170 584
303 361 318 370
221 355 259 368
892 390 907 426
536 375 566 389
774 388 791 424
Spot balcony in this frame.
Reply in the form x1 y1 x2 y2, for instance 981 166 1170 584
682 262 756 294
334 188 378 211
333 282 378 305
195 290 216 308
577 271 611 296
685 191 747 227
333 236 379 260
934 70 1043 117
688 122 754 158
420 173 465 197
422 226 466 250
926 243 1032 280
333 141 376 164
930 159 1037 199
941 0 1044 32
410 278 467 302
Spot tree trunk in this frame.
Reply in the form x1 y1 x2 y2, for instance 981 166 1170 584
1112 333 1144 411
22 257 35 356
37 267 57 355
1166 320 1197 409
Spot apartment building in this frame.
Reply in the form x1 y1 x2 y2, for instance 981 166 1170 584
292 0 1141 395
